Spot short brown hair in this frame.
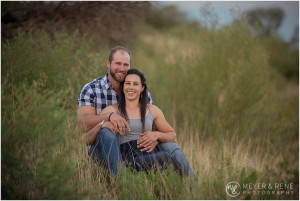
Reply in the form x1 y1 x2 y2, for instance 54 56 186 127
108 46 131 63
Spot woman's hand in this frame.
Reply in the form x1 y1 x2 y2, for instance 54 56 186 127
137 131 159 152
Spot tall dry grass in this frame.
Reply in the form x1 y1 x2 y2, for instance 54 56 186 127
1 21 298 199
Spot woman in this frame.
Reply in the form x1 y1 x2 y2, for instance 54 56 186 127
99 69 189 175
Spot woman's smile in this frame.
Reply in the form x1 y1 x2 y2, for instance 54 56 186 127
123 74 144 100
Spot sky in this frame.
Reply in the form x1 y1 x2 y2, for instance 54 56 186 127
155 1 299 42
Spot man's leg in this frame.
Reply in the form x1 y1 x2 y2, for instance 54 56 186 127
157 142 193 176
88 128 122 177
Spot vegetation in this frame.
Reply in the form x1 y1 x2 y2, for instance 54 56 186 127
1 2 298 199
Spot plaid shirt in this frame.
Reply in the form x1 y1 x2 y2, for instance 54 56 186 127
78 74 153 114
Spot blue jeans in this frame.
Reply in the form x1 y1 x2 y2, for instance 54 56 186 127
120 140 171 172
88 128 122 176
158 142 193 176
89 128 193 177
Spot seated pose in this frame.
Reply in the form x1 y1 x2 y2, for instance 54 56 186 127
99 69 192 175
78 46 192 177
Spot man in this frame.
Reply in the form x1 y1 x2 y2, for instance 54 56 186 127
77 46 192 177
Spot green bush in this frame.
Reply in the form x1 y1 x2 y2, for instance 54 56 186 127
135 23 280 139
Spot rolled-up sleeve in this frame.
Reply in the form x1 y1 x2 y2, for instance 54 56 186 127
78 83 96 107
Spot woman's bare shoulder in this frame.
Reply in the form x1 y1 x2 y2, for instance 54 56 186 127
148 104 163 115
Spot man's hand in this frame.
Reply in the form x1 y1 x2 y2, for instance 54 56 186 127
137 131 159 152
102 121 116 133
109 113 131 135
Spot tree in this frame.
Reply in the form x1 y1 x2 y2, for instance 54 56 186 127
289 26 299 49
1 2 152 45
245 7 285 38
145 5 187 29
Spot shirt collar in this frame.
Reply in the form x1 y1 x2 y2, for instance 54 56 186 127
103 74 113 90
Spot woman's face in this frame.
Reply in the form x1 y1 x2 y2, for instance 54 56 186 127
123 74 144 101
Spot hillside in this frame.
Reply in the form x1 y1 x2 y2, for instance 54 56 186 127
1 2 298 199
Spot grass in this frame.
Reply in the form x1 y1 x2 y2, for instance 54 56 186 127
1 22 298 199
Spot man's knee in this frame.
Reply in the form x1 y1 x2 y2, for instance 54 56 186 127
99 128 118 143
157 142 180 155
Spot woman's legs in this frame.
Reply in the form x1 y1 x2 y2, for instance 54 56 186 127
120 141 172 172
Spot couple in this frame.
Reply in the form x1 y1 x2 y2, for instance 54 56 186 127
77 46 193 177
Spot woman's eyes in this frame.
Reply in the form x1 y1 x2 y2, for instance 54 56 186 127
125 82 139 86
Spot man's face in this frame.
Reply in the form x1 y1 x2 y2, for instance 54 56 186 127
107 50 130 83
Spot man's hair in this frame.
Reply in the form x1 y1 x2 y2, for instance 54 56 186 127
108 46 131 63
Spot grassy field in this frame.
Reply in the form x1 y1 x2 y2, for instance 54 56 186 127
1 22 298 199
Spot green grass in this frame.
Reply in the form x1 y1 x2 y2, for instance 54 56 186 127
1 23 298 199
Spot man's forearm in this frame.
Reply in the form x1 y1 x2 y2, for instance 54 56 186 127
81 121 103 145
78 113 110 131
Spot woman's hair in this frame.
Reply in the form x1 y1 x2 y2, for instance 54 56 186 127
118 68 148 131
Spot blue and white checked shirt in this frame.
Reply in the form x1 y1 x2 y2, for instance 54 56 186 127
78 74 153 114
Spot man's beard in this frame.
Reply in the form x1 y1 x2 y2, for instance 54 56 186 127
110 68 126 83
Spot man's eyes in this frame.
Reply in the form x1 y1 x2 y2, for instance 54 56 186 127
115 62 129 66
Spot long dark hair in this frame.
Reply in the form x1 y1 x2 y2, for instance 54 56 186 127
118 69 148 131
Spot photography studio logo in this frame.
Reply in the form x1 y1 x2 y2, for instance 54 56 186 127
226 181 241 197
